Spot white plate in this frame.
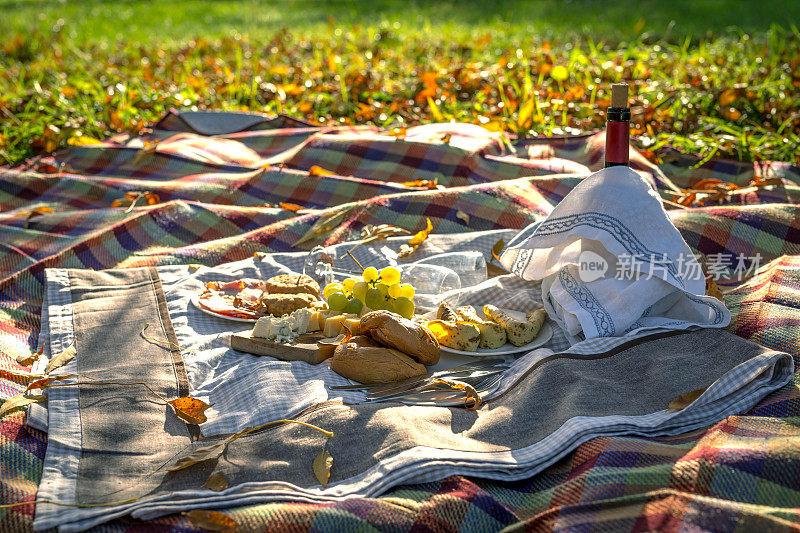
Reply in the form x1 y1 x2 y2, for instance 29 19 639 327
428 308 553 357
190 294 259 323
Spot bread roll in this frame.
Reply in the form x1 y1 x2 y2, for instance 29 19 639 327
331 342 426 384
360 311 440 365
264 273 320 297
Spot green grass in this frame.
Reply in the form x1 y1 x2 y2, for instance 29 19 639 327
1 0 799 167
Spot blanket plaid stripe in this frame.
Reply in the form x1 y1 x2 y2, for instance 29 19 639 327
1 111 800 532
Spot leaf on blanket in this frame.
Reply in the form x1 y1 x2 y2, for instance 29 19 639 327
309 165 335 177
0 368 47 383
205 472 229 492
188 264 202 272
111 191 161 213
168 397 213 425
25 374 75 392
313 450 333 488
131 140 159 165
0 394 46 418
279 202 303 211
491 239 505 262
169 441 228 471
397 218 433 258
668 387 708 411
44 344 76 374
293 204 352 247
184 510 238 532
456 210 470 225
400 178 439 190
16 345 44 367
21 207 54 229
358 224 409 245
705 277 724 302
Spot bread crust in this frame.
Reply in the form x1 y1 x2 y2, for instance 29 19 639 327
331 343 426 384
360 310 440 365
264 273 320 297
260 292 316 316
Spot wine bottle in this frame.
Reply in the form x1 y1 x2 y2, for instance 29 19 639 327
604 83 630 167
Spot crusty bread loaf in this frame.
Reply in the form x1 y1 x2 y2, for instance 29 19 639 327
331 342 426 384
264 273 320 297
360 310 440 365
260 292 316 316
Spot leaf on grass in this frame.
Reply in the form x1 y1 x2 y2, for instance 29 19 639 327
491 239 505 262
279 202 303 211
389 127 407 140
44 344 76 374
169 441 228 471
309 165 335 177
205 472 229 492
313 450 333 487
427 97 444 122
668 387 708 411
719 88 738 106
397 218 433 258
456 210 470 225
67 135 102 146
17 345 44 367
517 99 535 129
0 394 46 417
168 397 213 425
184 510 238 532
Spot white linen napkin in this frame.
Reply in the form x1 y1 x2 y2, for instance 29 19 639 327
500 166 730 342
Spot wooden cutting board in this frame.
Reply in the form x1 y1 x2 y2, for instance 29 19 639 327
230 331 329 364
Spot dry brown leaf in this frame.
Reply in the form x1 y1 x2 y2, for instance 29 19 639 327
668 387 708 411
188 264 202 272
397 218 433 258
16 345 44 367
292 204 351 247
169 441 228 471
25 374 74 392
44 344 76 374
205 472 229 492
491 239 505 262
0 394 46 418
456 210 470 225
279 202 303 211
313 450 333 487
184 510 238 532
168 397 213 425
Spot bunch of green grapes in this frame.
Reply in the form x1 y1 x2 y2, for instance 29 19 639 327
323 266 416 319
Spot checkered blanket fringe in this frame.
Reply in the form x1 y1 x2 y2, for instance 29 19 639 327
1 110 800 532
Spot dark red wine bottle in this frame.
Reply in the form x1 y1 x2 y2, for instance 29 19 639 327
604 83 630 167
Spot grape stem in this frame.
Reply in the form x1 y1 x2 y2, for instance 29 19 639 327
345 250 366 273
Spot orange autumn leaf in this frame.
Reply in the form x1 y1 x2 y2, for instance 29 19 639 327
400 178 438 190
20 206 54 228
168 396 213 425
16 345 45 367
309 165 335 177
279 202 303 211
184 510 238 532
719 88 738 106
397 217 433 258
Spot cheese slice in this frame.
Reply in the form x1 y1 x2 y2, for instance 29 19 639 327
252 317 273 339
323 314 347 337
343 317 361 336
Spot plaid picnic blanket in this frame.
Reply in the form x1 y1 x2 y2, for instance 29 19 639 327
2 110 800 532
